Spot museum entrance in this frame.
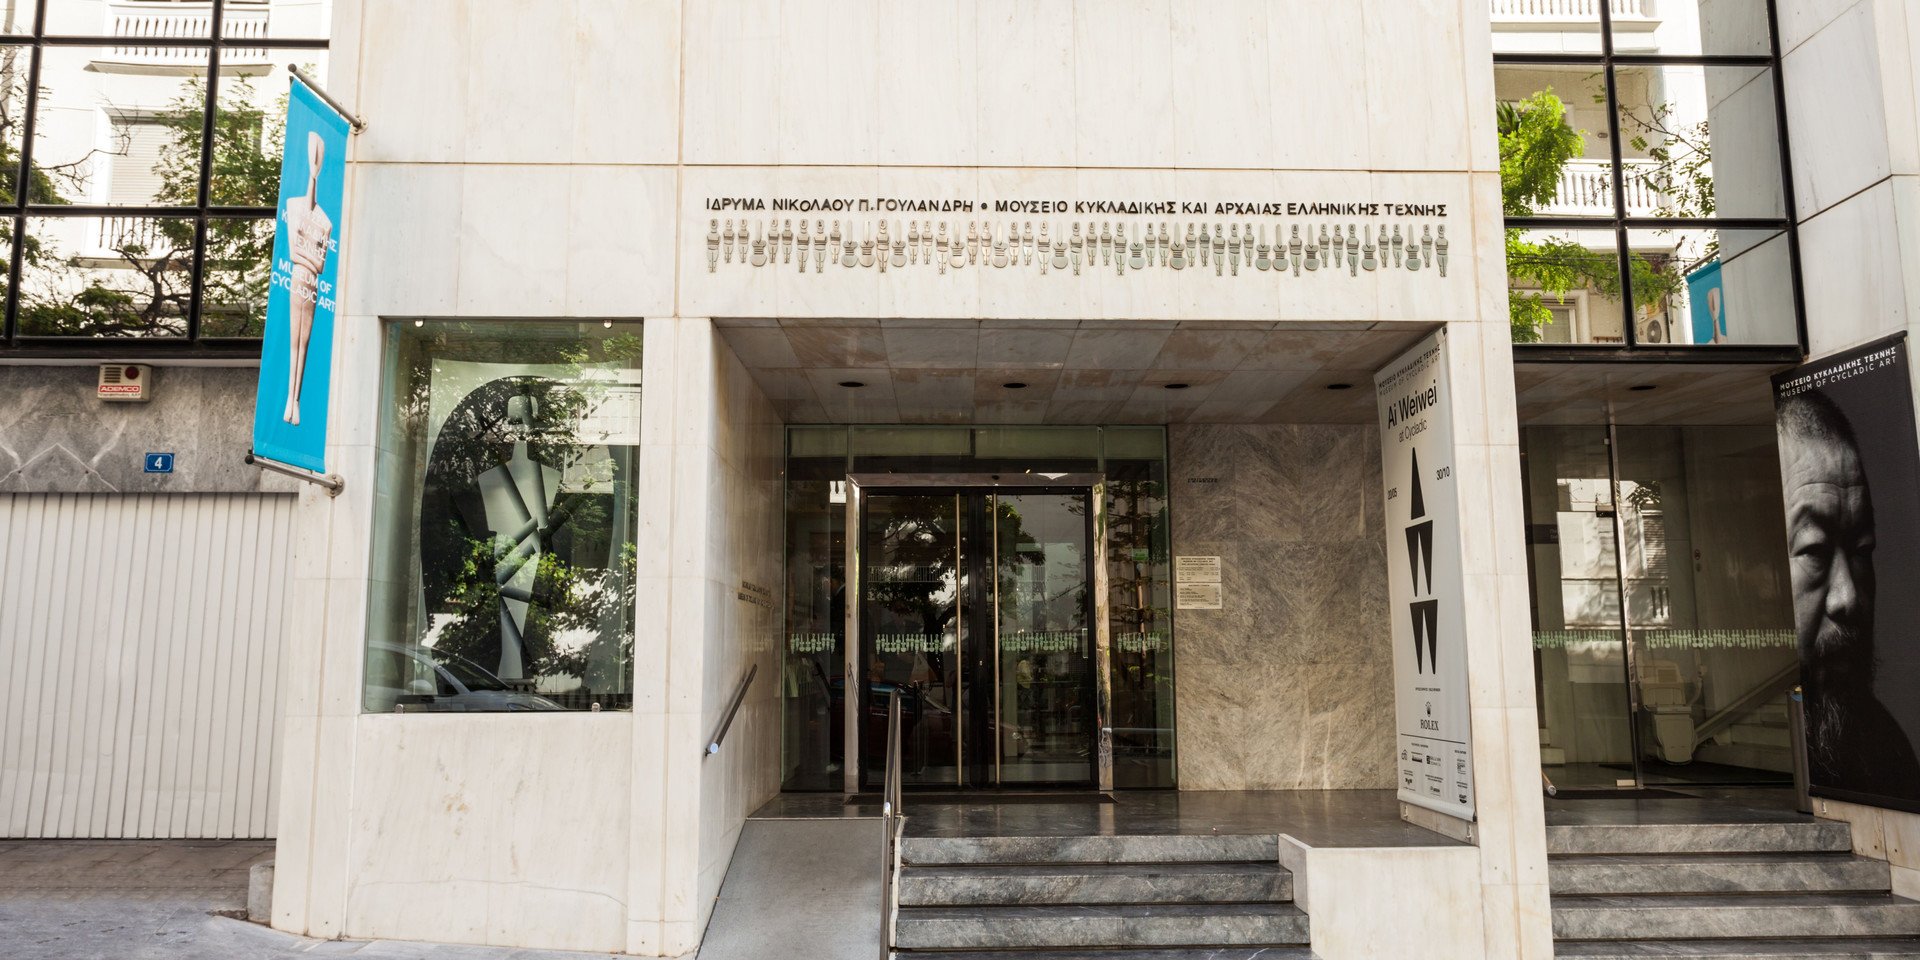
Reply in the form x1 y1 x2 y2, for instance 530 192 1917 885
846 474 1111 793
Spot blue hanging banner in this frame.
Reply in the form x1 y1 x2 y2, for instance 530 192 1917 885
251 74 350 475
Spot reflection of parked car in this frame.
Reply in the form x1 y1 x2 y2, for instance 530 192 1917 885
367 641 567 712
829 678 954 773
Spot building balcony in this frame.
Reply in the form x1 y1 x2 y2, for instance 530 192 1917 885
96 1 269 73
1535 158 1666 217
92 215 170 260
1489 0 1658 29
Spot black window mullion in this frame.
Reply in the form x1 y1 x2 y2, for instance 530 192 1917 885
1764 0 1809 355
0 1 325 353
4 0 44 344
1597 1 1639 350
184 0 226 341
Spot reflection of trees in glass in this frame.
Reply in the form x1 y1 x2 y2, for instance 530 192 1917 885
416 374 636 704
1617 101 1715 222
1104 475 1170 740
431 538 638 698
1502 89 1681 343
11 71 298 336
380 328 645 710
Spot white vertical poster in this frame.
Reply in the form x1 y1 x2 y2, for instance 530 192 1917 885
1377 329 1475 820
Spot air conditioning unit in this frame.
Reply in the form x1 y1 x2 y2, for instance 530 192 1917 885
97 364 153 402
1636 316 1669 345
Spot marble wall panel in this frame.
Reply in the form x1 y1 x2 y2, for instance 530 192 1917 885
1170 423 1395 791
0 366 294 494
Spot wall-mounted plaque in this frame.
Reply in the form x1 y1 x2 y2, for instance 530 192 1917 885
1176 583 1223 610
1174 555 1222 584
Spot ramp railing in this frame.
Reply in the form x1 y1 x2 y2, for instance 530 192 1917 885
880 689 904 958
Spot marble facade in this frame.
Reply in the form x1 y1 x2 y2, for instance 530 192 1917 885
262 0 1551 956
1169 423 1395 791
0 366 294 494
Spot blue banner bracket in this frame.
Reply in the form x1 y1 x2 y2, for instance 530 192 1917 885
246 450 345 496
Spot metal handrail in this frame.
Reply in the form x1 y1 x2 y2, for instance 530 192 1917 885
879 689 904 959
702 664 758 757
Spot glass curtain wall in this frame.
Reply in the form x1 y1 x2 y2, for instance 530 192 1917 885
1527 419 1795 788
0 1 331 350
780 425 1175 791
1491 1 1801 352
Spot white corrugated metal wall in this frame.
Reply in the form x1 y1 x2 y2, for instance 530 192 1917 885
0 493 296 838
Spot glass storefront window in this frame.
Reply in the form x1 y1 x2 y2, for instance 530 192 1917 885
364 320 644 714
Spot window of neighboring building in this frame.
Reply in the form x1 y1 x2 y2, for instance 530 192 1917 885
0 0 329 349
363 320 646 714
1492 0 1801 351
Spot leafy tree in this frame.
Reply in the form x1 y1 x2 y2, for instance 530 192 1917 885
9 70 290 337
1501 89 1682 343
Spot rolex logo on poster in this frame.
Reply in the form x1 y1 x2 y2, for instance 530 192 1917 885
1376 329 1475 820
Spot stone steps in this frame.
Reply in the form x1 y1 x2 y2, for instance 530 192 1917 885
893 903 1311 950
898 861 1292 906
1553 893 1920 941
892 832 1302 954
1551 853 1892 896
896 950 1317 960
1546 821 1854 856
1555 937 1920 958
900 833 1279 866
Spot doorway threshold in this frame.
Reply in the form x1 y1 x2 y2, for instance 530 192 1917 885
845 791 1116 806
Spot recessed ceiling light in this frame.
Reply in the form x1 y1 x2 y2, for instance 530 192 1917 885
1629 384 1657 392
1003 381 1028 389
1164 383 1190 390
838 380 865 388
1327 383 1353 391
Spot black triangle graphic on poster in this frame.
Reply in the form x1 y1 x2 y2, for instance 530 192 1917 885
1409 450 1427 520
1405 520 1434 594
1412 599 1440 674
1410 602 1427 673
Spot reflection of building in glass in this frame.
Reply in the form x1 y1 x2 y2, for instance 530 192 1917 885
0 0 328 339
1494 2 1793 347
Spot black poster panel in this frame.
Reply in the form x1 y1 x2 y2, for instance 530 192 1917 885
1773 334 1920 811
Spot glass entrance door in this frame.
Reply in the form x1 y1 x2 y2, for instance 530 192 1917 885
852 484 1101 791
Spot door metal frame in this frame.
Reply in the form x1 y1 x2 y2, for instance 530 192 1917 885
843 473 1112 796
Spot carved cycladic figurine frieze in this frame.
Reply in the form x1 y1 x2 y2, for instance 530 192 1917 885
705 212 1456 287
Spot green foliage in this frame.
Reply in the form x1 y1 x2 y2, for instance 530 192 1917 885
1500 88 1686 344
8 69 293 337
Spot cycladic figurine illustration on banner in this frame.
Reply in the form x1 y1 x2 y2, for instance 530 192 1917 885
281 130 334 427
250 73 351 476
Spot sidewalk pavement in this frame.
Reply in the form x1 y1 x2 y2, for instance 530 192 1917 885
0 839 668 960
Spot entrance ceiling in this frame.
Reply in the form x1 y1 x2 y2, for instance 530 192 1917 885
715 319 1434 425
1515 361 1789 426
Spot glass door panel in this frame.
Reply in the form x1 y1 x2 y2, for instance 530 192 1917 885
992 492 1096 786
859 494 966 789
1616 426 1797 787
1525 425 1638 789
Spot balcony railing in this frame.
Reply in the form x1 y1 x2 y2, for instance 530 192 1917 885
104 1 268 68
95 216 171 258
1489 0 1652 21
1535 158 1666 217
